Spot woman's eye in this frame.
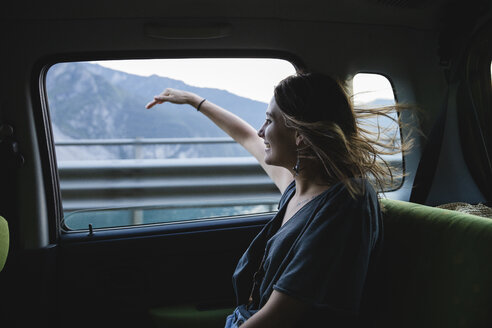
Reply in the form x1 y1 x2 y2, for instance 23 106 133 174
265 119 272 124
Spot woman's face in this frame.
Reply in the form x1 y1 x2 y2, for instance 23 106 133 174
257 97 298 168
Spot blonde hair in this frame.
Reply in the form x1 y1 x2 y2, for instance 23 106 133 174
274 73 411 197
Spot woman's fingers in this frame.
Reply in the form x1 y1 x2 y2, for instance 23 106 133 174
145 91 173 109
145 99 159 109
145 96 167 109
145 88 191 109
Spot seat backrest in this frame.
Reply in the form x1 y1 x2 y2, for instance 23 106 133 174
0 216 8 272
376 199 492 328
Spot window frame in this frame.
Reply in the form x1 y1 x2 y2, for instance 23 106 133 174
33 50 304 242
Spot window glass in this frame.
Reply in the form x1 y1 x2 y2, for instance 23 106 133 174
46 58 296 231
352 73 403 190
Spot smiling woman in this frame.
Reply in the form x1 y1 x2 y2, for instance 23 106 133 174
146 72 404 328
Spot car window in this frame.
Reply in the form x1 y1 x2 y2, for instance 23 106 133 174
46 58 296 231
352 73 403 190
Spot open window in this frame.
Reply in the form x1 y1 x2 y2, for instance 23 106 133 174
45 58 296 231
352 72 403 190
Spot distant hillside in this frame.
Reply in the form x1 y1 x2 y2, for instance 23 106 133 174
47 62 267 139
46 62 268 159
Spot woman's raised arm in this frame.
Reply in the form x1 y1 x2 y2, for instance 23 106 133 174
146 88 293 193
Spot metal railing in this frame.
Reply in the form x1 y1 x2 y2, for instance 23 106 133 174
58 157 279 211
56 138 280 229
55 137 237 146
56 137 238 159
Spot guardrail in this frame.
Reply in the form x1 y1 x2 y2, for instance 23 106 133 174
55 137 237 146
56 137 278 207
58 157 280 211
58 157 280 229
56 137 238 159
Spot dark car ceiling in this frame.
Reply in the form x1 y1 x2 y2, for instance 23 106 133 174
2 0 489 31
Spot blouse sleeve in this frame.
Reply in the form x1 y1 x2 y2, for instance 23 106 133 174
272 184 381 315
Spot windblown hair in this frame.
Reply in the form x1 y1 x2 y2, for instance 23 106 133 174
274 72 411 197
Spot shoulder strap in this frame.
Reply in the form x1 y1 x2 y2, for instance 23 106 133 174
409 87 449 204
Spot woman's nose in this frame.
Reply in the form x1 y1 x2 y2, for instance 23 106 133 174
257 125 265 138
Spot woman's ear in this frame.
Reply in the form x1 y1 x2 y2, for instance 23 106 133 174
295 131 304 146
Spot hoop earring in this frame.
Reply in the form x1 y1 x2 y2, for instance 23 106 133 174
293 152 300 176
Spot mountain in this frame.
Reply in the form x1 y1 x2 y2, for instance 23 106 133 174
46 62 268 159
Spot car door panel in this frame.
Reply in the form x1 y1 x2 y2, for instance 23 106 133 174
56 215 271 327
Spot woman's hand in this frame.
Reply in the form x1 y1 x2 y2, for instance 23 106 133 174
240 291 308 328
145 88 202 109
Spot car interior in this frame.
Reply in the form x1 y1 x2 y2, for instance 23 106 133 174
1 0 492 327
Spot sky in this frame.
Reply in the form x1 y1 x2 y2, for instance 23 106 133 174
93 58 295 103
353 73 395 104
93 58 395 104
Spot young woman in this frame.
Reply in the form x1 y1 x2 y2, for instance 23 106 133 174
146 73 401 328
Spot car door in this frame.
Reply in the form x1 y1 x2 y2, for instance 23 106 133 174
41 57 295 328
